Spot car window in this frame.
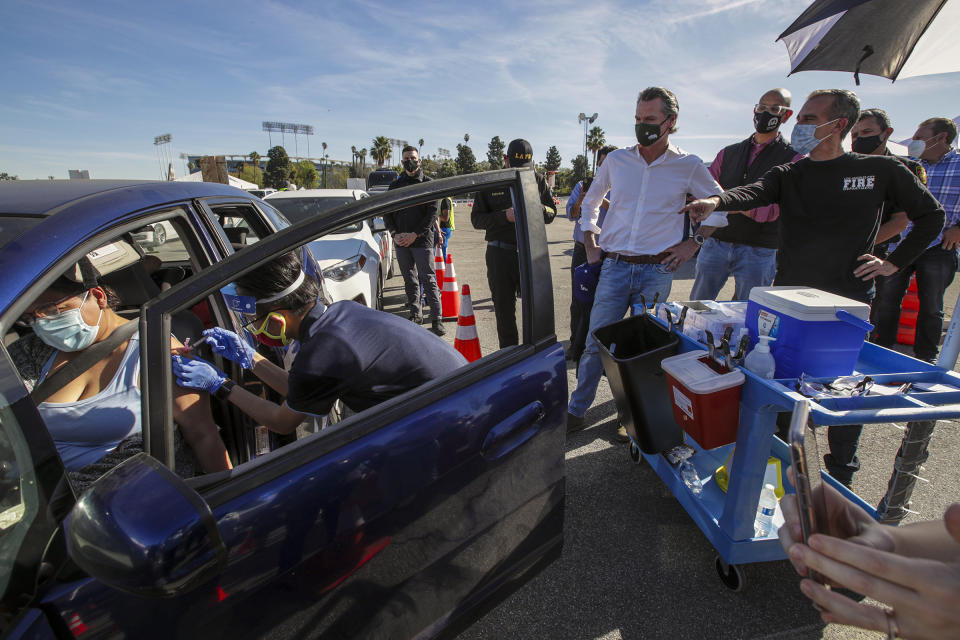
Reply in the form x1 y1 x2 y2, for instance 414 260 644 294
0 366 42 601
0 215 43 251
4 209 227 490
208 204 273 251
269 197 363 233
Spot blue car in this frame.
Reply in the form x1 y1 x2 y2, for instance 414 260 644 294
0 172 566 639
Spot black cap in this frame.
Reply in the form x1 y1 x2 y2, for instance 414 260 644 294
507 139 534 167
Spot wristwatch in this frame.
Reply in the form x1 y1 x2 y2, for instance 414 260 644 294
214 378 236 401
692 234 705 246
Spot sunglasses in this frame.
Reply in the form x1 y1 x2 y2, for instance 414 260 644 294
754 103 789 116
18 292 85 326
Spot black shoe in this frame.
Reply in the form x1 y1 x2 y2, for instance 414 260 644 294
431 319 446 336
567 412 585 433
410 310 423 324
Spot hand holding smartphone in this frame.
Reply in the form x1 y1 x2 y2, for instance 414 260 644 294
787 398 829 584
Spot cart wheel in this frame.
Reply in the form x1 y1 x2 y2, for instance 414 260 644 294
629 441 641 464
715 556 745 591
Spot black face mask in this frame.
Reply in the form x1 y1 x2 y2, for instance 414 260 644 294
753 111 781 134
851 134 884 154
635 120 667 147
403 159 420 172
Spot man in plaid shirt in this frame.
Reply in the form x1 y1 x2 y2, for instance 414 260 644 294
874 117 960 362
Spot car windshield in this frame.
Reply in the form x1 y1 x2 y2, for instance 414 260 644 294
269 198 362 233
0 215 43 251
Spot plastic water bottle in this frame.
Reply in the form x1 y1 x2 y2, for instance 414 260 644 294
754 483 778 537
680 459 703 497
745 335 777 379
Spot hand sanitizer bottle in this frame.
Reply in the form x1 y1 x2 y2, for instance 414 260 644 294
745 335 777 379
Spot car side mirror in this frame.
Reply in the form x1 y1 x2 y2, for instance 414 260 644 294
65 453 226 598
372 217 387 232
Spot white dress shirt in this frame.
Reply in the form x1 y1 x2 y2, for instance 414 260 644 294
580 144 726 255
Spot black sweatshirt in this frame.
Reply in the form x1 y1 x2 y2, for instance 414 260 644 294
385 171 438 249
471 170 556 244
715 153 945 301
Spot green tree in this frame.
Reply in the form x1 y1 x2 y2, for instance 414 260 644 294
0 172 18 181
586 126 606 172
435 159 458 179
487 136 505 169
544 145 562 171
264 145 293 189
455 143 476 174
572 154 590 184
248 151 261 168
371 136 391 167
464 133 470 144
418 138 424 155
238 163 264 187
293 160 319 189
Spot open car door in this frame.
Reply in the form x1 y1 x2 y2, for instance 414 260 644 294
50 169 565 639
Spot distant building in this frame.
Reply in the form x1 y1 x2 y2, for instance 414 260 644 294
69 169 90 180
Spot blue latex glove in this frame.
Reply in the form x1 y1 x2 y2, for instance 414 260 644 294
172 355 227 393
202 327 256 369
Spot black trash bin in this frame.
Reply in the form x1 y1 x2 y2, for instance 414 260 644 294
593 313 685 454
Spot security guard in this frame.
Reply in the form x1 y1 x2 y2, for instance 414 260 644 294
471 139 556 347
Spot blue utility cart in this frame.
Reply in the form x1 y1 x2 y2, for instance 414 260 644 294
626 315 960 591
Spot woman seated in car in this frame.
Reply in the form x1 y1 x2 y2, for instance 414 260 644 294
10 262 231 488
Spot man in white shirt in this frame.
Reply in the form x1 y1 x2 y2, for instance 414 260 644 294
568 87 728 435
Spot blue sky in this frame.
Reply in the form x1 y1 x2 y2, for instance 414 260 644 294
2 0 958 180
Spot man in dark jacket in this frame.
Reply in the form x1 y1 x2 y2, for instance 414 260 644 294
386 145 444 335
471 138 556 347
691 88 802 301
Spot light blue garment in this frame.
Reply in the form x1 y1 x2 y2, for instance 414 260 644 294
690 237 777 301
566 180 610 244
568 260 674 417
37 333 142 471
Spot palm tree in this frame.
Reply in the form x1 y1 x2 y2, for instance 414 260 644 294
249 151 261 169
418 138 424 156
360 148 368 173
371 136 391 168
464 133 470 144
586 126 606 172
351 145 358 174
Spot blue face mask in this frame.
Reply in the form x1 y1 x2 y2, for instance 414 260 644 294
790 118 839 155
33 292 102 352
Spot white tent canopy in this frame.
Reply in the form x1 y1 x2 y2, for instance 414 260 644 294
175 171 258 190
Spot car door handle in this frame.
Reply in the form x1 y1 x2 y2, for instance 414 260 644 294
481 401 546 461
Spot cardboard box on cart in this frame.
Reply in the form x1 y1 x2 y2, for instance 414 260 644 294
746 287 873 379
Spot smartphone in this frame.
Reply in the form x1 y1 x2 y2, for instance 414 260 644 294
787 399 828 583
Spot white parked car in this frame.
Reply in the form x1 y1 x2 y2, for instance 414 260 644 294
266 189 392 308
130 220 179 252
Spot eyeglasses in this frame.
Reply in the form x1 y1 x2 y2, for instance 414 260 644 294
243 312 285 340
754 103 789 116
18 292 83 325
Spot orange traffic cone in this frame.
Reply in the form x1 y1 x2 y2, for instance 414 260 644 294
441 253 461 321
454 284 482 362
434 245 445 288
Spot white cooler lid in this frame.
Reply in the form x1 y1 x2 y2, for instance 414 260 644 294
748 286 870 322
660 350 745 394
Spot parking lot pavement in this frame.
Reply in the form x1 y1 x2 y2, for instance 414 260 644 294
410 207 958 640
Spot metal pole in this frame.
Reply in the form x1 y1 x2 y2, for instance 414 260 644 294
937 295 960 369
876 420 937 524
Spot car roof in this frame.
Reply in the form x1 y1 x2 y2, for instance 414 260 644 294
266 189 366 199
0 180 253 313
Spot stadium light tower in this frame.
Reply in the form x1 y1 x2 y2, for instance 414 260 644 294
154 134 172 180
577 112 598 162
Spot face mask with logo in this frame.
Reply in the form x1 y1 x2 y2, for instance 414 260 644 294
402 159 420 172
790 118 839 155
753 111 781 134
852 134 885 154
635 119 669 147
33 291 102 352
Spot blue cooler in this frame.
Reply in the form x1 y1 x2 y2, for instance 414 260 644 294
746 287 874 378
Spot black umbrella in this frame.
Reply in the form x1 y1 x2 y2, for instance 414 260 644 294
777 0 960 84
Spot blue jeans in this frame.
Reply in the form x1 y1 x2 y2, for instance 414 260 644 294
440 227 453 260
568 259 674 417
690 237 777 301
